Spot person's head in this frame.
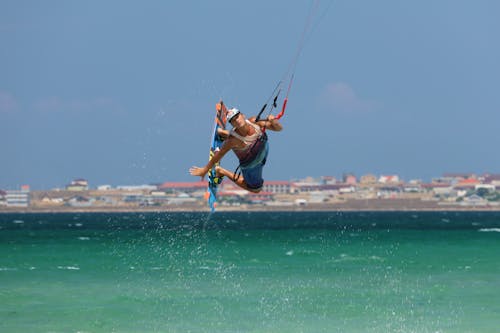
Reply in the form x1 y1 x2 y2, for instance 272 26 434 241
227 108 245 127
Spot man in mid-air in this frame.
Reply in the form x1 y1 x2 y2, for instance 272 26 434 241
189 108 283 192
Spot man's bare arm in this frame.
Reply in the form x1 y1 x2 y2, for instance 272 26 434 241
255 115 283 132
189 139 235 178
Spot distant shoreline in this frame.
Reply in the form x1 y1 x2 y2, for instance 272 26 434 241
2 204 500 214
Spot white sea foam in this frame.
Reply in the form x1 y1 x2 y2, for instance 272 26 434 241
75 223 83 227
330 254 381 263
301 249 319 255
0 267 18 271
479 228 500 232
57 266 80 270
78 237 90 240
286 250 294 256
13 220 24 224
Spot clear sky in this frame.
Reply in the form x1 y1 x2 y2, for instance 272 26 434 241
1 1 499 190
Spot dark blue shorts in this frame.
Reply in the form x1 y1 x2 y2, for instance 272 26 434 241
241 141 269 190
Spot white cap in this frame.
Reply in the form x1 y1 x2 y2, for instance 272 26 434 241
226 108 241 123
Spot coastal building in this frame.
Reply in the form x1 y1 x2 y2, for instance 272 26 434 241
484 174 500 187
290 177 322 193
158 181 206 194
343 173 357 185
454 178 480 191
262 181 291 194
321 176 337 185
461 194 489 206
421 183 453 196
378 175 400 184
431 177 453 185
360 174 377 185
441 173 477 186
309 191 330 203
377 186 401 199
66 179 89 191
475 184 496 193
116 185 157 191
0 190 7 206
67 196 93 207
166 193 197 205
246 191 274 204
41 194 64 206
292 183 353 194
6 190 30 207
403 184 422 193
220 182 249 196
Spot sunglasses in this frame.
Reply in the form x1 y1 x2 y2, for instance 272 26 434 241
230 112 241 122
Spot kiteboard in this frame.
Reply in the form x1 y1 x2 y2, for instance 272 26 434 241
204 101 228 212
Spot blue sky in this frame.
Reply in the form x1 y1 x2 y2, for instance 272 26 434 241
1 1 499 189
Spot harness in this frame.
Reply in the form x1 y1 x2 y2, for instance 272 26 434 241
231 121 268 180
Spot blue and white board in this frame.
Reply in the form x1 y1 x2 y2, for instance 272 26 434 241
205 101 227 212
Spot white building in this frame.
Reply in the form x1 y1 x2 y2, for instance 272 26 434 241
117 185 157 191
6 190 30 207
262 181 291 194
66 179 89 191
378 175 400 183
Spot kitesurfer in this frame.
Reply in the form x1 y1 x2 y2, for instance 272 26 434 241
189 108 282 193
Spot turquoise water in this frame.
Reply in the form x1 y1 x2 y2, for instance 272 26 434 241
1 212 500 332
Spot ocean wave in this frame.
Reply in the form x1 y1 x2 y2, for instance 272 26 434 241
199 266 212 270
479 228 500 232
329 253 385 263
77 237 90 240
0 267 18 271
57 266 80 270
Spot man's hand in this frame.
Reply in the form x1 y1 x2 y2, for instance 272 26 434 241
264 114 282 131
189 166 209 179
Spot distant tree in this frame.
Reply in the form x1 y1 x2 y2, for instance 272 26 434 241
476 188 490 198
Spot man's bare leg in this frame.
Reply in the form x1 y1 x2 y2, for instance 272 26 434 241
216 166 261 193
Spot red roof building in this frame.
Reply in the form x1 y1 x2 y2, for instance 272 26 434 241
457 178 480 185
454 178 480 190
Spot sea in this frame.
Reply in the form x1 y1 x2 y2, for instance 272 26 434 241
1 211 500 333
